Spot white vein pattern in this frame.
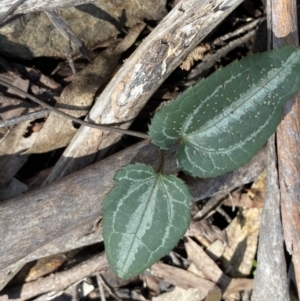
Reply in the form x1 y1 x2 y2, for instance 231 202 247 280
103 163 192 279
149 46 300 177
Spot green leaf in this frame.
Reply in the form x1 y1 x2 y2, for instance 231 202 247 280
103 163 193 279
149 45 300 178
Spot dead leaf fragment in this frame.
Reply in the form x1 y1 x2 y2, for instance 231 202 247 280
185 237 253 297
180 43 211 71
221 208 261 277
0 120 37 186
7 77 29 99
27 23 145 154
186 219 228 245
0 0 166 59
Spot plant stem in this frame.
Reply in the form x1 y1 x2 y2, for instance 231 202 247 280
0 78 150 139
156 148 165 173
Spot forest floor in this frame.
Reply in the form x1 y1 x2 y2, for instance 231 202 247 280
0 0 298 301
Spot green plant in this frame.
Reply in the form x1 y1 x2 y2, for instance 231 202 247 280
103 45 300 279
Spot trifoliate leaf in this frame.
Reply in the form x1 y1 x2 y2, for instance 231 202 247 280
103 163 193 279
149 45 300 178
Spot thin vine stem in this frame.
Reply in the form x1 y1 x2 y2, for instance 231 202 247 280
0 78 150 140
156 148 165 174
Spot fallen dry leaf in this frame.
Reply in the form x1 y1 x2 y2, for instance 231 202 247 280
180 43 211 71
223 171 266 208
27 23 145 154
14 254 66 283
185 237 253 297
0 120 37 187
186 219 228 245
221 208 262 277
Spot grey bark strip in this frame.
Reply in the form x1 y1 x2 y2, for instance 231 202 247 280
0 216 103 290
0 138 266 273
0 144 265 291
273 0 300 297
0 109 49 127
44 0 244 184
251 0 300 298
0 253 108 301
0 0 26 24
0 0 95 15
251 138 289 301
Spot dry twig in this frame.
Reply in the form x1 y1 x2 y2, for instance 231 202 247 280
96 273 106 301
0 79 148 139
0 254 108 301
0 139 266 289
44 0 245 184
0 109 49 127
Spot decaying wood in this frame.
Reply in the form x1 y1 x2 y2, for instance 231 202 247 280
185 238 253 297
0 146 265 291
0 120 33 187
0 0 95 15
251 138 289 301
0 139 266 281
278 98 300 294
0 139 141 270
44 0 245 184
271 0 300 297
0 253 108 301
0 109 49 128
0 0 269 292
252 0 300 299
151 262 221 300
0 79 148 140
0 217 103 290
